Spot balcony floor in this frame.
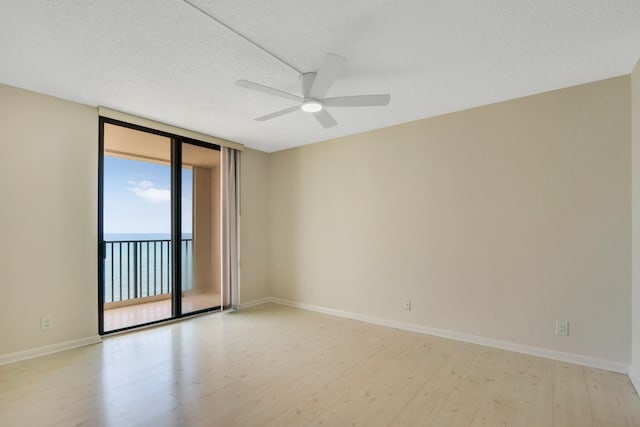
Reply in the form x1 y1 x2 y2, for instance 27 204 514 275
104 293 221 332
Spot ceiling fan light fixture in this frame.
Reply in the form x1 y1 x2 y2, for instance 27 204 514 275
301 100 323 113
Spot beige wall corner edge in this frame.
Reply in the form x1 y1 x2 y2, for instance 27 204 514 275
98 107 244 151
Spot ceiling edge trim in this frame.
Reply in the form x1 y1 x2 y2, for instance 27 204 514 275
98 106 244 151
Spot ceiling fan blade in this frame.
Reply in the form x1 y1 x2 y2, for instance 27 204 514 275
308 53 347 99
313 109 338 128
322 94 391 107
254 105 300 121
237 79 302 103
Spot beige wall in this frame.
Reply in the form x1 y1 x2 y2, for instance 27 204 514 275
632 59 640 377
269 76 631 364
240 148 270 303
0 84 99 355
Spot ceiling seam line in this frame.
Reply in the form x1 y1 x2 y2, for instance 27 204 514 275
180 0 303 75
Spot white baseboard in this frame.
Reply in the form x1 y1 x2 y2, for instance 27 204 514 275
3 299 627 377
269 297 629 374
0 335 102 367
239 297 273 309
629 366 640 394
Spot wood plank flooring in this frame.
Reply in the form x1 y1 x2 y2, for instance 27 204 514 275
1 303 639 426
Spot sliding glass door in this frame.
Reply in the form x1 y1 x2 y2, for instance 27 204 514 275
181 143 221 314
98 119 220 334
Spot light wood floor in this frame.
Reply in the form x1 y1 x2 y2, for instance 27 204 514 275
1 303 639 426
104 293 221 331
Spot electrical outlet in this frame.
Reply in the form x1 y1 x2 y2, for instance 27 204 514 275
555 320 569 336
403 299 411 311
40 316 53 331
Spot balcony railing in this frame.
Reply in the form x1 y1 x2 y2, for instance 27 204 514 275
104 239 193 304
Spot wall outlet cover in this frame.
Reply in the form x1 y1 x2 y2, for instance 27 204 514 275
40 316 53 330
555 320 569 336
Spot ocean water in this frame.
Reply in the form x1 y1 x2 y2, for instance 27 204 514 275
103 233 193 303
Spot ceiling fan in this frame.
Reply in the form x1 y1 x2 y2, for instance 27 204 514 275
236 53 391 128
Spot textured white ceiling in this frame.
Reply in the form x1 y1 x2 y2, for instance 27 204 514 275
1 1 639 152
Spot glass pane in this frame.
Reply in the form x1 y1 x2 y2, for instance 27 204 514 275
181 143 221 314
102 124 172 331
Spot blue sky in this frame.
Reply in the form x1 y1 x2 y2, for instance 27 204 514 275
104 156 192 234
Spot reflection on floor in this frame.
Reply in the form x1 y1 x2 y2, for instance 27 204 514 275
104 293 221 331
